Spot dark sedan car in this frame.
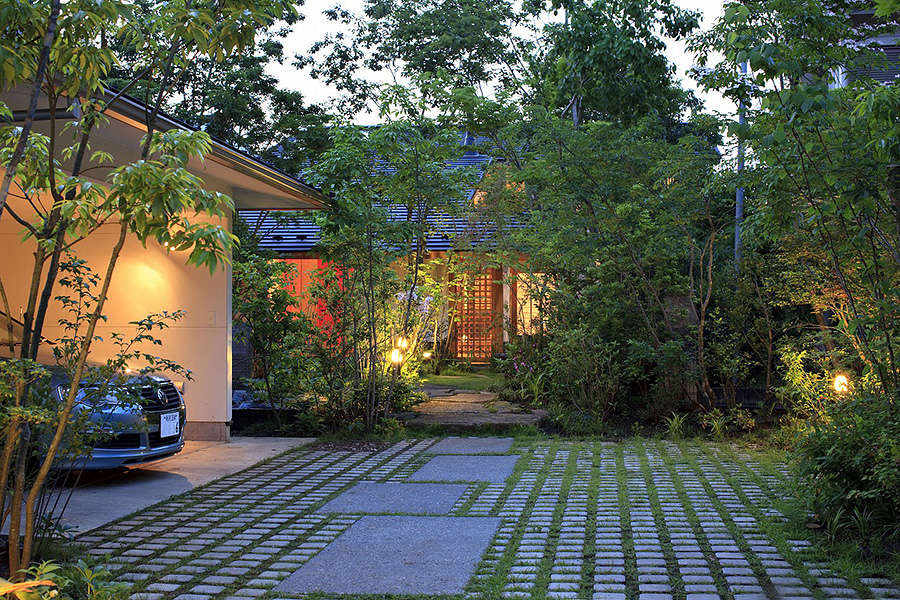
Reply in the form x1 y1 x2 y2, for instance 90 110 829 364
54 372 187 470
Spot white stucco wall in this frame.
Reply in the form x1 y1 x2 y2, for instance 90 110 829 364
0 196 234 441
0 92 323 442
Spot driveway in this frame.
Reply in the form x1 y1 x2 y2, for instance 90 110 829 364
75 437 900 600
57 437 313 533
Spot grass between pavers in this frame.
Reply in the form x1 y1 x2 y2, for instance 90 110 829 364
698 441 900 595
73 437 900 600
87 441 438 596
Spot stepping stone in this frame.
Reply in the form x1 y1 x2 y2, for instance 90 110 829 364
316 483 467 514
428 437 514 454
275 516 502 595
408 455 519 483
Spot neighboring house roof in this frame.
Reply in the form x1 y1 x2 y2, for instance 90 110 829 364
242 138 495 254
3 87 328 211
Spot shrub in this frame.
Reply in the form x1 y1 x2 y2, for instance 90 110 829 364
663 412 688 439
728 407 756 432
795 394 900 540
766 414 810 450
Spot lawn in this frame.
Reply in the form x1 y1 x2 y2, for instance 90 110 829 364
424 371 503 391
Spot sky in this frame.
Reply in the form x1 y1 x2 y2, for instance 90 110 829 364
268 0 732 124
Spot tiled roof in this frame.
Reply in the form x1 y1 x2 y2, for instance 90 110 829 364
241 141 495 254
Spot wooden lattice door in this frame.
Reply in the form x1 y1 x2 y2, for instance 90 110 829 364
454 271 495 361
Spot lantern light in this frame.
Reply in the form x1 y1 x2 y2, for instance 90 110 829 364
422 351 432 360
390 349 403 364
834 374 850 394
397 337 409 349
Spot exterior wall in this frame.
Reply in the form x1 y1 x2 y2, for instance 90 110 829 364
513 271 546 336
0 197 233 442
277 252 523 362
282 256 324 315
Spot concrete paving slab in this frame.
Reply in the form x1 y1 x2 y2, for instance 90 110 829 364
316 482 467 514
407 454 519 483
275 515 501 595
57 437 313 532
427 436 514 454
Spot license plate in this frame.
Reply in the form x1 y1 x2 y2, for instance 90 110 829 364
160 412 179 438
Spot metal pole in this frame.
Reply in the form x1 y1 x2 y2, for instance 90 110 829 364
735 61 747 272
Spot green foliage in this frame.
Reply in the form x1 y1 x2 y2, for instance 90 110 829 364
0 0 294 579
309 0 519 113
695 0 900 399
232 255 314 418
766 415 810 450
663 412 688 440
688 0 900 542
876 0 900 16
696 407 756 441
729 407 756 432
485 108 726 425
532 0 700 124
698 408 730 441
795 394 900 544
542 330 627 420
57 559 128 600
301 99 478 433
546 400 609 436
109 0 330 170
0 561 61 600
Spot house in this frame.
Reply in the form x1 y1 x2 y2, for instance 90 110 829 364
833 11 900 86
0 86 327 441
239 137 541 363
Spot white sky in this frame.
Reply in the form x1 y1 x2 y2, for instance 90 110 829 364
269 0 732 124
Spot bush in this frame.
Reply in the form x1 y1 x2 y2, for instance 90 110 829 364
663 412 689 439
795 394 900 541
501 330 633 420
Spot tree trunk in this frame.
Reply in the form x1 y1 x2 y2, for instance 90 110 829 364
0 0 61 219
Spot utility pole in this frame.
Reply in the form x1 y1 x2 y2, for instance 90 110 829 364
735 61 747 272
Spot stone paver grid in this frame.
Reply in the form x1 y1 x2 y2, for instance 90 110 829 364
76 438 900 600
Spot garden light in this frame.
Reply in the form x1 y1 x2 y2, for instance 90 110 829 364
397 337 409 349
422 351 432 360
834 374 850 394
390 349 403 364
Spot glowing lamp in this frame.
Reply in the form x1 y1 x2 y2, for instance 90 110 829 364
834 374 850 394
390 349 403 364
397 337 409 349
422 351 432 360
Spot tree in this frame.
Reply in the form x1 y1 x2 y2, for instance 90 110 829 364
108 0 332 171
527 0 700 126
692 0 900 532
0 0 293 577
306 0 521 114
307 89 480 432
232 257 312 423
692 0 900 399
